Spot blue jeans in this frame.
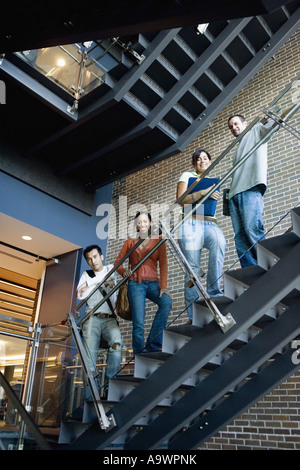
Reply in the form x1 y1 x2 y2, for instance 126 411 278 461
178 219 226 320
128 280 172 354
229 187 265 268
82 315 122 399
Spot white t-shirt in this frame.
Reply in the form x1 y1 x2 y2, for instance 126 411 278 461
77 264 116 314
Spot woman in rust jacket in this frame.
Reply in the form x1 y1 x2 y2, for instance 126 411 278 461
114 211 172 354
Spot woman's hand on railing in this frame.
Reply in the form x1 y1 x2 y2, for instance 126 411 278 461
123 269 132 278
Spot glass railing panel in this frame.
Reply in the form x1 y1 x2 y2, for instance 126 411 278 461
0 328 52 450
15 43 107 98
29 323 79 429
0 332 28 437
25 318 136 427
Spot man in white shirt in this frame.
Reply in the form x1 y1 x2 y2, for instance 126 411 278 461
77 245 122 399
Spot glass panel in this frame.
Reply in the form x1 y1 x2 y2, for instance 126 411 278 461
15 43 108 98
0 334 28 449
30 320 134 427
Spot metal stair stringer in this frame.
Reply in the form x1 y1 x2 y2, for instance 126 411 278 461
62 238 300 450
124 295 300 450
169 345 300 450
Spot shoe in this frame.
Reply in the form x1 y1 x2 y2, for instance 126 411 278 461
185 319 192 325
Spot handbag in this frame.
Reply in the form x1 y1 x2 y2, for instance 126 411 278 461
222 188 230 216
116 282 132 321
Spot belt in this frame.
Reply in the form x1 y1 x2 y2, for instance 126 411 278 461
181 214 218 224
95 313 114 319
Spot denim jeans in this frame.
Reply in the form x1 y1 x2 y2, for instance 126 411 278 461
82 315 122 399
229 187 265 268
128 280 172 354
178 219 226 320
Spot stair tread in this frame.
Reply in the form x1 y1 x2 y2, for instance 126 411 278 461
225 265 266 284
258 231 299 255
165 324 203 337
110 374 143 383
292 206 300 216
110 373 193 390
137 351 171 360
194 295 233 309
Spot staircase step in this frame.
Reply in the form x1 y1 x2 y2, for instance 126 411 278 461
291 206 300 237
82 399 115 424
224 265 266 299
108 374 191 406
163 324 237 376
82 397 168 430
192 296 233 327
58 420 90 444
162 324 204 354
107 375 143 402
134 351 171 379
134 350 206 386
257 232 299 271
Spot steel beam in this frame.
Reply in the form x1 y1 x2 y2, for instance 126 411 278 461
146 18 251 129
169 346 300 449
177 7 300 150
125 297 300 449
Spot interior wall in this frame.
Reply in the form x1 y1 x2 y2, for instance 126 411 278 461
0 172 113 262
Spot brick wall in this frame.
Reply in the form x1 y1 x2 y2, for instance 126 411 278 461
105 30 300 448
199 371 300 450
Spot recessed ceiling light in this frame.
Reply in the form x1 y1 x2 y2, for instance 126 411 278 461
57 58 65 67
22 235 32 240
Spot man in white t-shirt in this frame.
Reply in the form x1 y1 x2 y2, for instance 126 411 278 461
77 245 122 399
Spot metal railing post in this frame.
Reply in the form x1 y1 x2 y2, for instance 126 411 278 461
17 322 42 449
160 219 236 333
68 312 116 431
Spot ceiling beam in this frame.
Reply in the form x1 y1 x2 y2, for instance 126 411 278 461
177 6 300 150
146 18 252 130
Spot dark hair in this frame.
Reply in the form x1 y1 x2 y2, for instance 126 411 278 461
192 148 211 167
227 114 246 123
134 211 152 225
83 245 102 259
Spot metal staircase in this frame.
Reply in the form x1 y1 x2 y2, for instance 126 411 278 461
57 206 300 450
